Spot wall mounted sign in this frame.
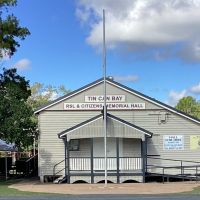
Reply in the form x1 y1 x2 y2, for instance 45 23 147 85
163 135 184 150
63 103 145 110
190 135 200 150
85 95 126 102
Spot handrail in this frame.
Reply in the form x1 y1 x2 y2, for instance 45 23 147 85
26 154 38 163
54 159 65 169
147 164 200 169
53 158 67 180
147 156 200 164
146 157 200 183
69 156 141 159
20 154 38 176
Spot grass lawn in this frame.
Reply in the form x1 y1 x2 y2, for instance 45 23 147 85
182 185 200 194
0 179 50 196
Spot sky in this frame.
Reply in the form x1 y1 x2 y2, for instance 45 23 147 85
2 0 200 106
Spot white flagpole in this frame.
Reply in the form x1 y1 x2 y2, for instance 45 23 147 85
103 9 107 185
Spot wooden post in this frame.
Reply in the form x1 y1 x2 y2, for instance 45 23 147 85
141 139 146 183
91 138 94 183
67 139 70 184
116 138 120 183
5 156 8 181
64 136 67 177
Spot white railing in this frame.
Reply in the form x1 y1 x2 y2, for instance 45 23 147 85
94 158 117 170
70 157 142 171
119 157 141 170
70 158 91 170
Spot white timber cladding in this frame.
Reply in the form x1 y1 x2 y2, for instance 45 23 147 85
38 80 200 178
39 111 99 176
122 138 141 157
65 116 146 140
70 139 91 157
36 79 200 125
45 82 160 110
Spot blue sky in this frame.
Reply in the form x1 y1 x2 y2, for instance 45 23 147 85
2 0 200 106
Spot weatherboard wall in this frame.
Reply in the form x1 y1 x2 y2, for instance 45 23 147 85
38 81 155 178
37 81 200 180
66 117 145 141
38 111 99 177
45 82 161 111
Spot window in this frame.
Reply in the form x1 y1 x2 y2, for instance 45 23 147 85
69 139 80 151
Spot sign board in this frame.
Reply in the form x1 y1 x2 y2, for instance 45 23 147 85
64 103 145 110
163 135 184 150
85 95 125 102
190 135 200 150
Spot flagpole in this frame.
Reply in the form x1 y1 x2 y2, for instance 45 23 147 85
103 9 107 185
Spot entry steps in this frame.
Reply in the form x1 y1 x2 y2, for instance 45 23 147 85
53 175 67 184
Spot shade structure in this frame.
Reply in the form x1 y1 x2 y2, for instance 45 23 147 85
0 139 16 152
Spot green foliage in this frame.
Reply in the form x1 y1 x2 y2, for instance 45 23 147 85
0 68 37 151
0 0 30 58
27 82 70 149
28 82 70 110
0 68 70 150
0 179 52 196
0 0 17 7
175 96 200 119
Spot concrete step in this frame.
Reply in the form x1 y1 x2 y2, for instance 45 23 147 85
53 175 67 184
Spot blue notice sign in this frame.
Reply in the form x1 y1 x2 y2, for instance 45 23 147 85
163 135 184 150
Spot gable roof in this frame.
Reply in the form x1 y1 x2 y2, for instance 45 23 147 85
58 113 153 139
34 78 104 114
34 77 200 125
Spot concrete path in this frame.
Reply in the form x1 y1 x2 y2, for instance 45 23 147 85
2 196 200 200
9 180 200 195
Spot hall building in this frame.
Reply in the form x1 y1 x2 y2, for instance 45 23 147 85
35 77 200 183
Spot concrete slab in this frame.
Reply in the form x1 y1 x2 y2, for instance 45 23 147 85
9 180 200 195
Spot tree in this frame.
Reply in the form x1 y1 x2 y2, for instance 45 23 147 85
175 96 200 119
28 82 70 110
0 0 30 58
0 68 37 150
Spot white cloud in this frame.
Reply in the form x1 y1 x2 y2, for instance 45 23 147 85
189 82 200 94
76 8 90 23
76 0 200 62
0 49 10 61
114 75 139 82
42 91 59 101
13 59 31 71
167 90 187 106
166 81 200 106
